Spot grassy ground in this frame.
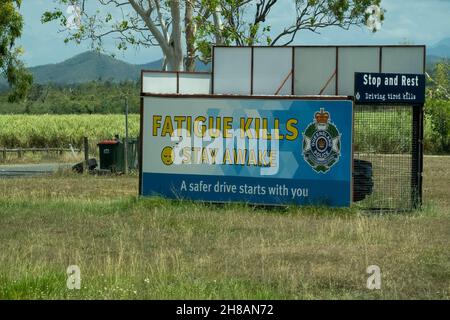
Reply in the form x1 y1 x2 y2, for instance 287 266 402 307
0 151 84 165
0 157 448 299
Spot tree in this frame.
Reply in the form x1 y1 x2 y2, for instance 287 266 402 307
0 0 33 101
42 0 384 71
425 61 450 153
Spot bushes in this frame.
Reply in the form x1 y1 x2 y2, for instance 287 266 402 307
424 99 450 154
0 81 140 115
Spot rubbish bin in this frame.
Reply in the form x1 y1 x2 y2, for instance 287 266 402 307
98 140 123 172
98 137 139 172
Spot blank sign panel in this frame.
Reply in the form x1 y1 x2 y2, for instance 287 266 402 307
294 47 336 95
213 47 252 94
337 47 380 96
142 72 177 94
179 73 211 94
381 47 425 74
253 47 292 95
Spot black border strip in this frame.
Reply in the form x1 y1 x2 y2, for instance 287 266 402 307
291 47 295 95
139 97 144 196
140 93 353 100
213 44 426 49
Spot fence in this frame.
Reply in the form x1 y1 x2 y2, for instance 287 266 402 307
1 147 81 160
353 104 423 211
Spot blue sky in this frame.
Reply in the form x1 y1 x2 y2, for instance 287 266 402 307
18 0 450 67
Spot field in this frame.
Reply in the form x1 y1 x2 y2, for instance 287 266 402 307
0 156 448 299
0 113 447 155
0 115 140 149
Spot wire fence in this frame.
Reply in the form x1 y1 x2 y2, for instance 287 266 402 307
353 104 422 211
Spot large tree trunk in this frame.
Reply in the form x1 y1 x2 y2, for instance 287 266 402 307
168 0 184 71
212 4 224 44
128 0 184 71
166 51 183 71
185 0 196 72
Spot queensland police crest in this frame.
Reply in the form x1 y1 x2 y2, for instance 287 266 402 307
302 108 341 173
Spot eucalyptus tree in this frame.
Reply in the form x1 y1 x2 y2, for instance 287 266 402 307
0 0 33 101
42 0 384 71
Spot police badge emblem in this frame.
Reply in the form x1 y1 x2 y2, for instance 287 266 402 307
302 108 341 173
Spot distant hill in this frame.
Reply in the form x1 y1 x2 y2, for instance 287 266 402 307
0 51 211 88
428 37 450 58
30 51 141 84
426 55 449 70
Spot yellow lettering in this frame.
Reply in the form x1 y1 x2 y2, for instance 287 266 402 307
223 117 233 138
152 115 162 136
248 149 257 166
235 149 247 165
194 116 206 137
161 116 173 137
285 118 298 141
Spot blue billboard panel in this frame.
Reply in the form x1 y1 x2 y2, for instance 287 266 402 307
354 72 425 104
141 96 353 207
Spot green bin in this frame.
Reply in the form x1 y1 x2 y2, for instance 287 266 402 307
98 138 138 172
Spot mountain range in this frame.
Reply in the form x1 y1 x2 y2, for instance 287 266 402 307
0 51 210 89
427 37 450 58
27 51 211 85
1 38 449 89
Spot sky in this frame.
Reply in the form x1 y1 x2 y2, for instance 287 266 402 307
17 0 450 67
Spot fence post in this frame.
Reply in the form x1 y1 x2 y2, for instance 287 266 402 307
124 96 129 174
2 147 5 160
18 148 22 158
83 137 89 172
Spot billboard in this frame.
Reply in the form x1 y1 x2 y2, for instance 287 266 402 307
140 96 353 207
213 45 425 96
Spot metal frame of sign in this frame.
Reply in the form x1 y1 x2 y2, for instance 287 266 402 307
211 45 426 96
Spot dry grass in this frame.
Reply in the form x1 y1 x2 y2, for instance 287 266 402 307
0 151 84 165
0 156 448 299
423 156 450 209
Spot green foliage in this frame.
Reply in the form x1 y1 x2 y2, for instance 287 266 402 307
195 0 385 62
0 0 33 101
424 99 450 154
353 109 413 154
425 61 450 154
42 0 385 69
0 81 140 115
0 114 140 148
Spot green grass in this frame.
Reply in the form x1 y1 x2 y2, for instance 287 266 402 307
0 157 449 299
